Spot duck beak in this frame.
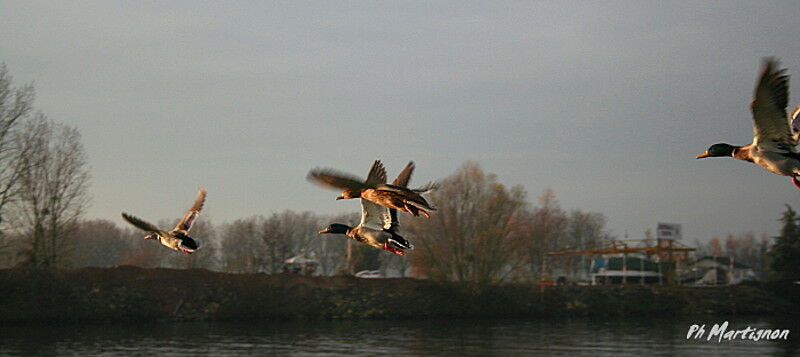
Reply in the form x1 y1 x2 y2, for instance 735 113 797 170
696 152 710 159
319 228 330 234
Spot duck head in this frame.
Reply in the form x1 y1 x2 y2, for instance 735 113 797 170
335 189 360 200
319 223 350 235
144 233 157 240
696 143 738 159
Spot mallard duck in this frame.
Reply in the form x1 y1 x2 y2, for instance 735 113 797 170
308 162 436 218
319 161 414 255
385 161 438 225
697 58 800 189
121 187 207 254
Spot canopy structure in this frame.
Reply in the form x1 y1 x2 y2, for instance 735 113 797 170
546 238 695 262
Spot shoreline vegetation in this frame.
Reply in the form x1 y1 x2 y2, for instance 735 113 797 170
1 266 797 323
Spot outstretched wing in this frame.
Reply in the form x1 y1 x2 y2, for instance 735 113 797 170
751 58 796 153
386 161 418 232
791 105 800 145
173 187 207 233
122 213 161 233
364 160 394 231
391 161 414 187
359 199 392 230
307 168 372 191
365 160 387 186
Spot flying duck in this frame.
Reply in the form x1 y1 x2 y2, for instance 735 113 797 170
121 187 207 254
308 162 436 217
319 161 415 255
697 58 800 189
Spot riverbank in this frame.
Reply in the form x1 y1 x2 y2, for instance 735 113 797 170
0 266 795 322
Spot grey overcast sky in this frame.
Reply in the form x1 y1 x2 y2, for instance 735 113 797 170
1 1 799 244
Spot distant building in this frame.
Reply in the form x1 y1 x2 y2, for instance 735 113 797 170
282 255 319 276
591 255 663 285
680 256 757 285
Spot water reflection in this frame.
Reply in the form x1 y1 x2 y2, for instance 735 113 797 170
0 316 796 356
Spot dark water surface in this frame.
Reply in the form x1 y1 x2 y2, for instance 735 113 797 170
1 316 797 356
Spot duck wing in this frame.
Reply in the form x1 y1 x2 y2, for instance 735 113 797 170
359 198 392 231
307 168 373 190
387 161 420 231
122 213 161 233
359 160 392 230
390 161 438 193
365 160 387 186
173 187 207 233
791 105 800 144
751 58 796 154
391 161 415 187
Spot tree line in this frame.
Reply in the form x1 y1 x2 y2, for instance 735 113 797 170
0 64 90 268
0 63 615 282
7 62 797 284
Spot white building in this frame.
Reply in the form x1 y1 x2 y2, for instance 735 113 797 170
681 256 757 285
590 254 663 285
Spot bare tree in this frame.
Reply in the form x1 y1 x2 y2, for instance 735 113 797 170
120 226 164 267
260 210 321 273
218 211 339 274
66 219 130 268
220 216 267 273
518 189 568 281
13 114 90 268
380 249 411 277
0 64 34 248
407 162 529 284
563 209 611 279
693 232 769 274
312 212 353 275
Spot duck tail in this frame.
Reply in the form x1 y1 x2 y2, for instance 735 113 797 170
413 181 439 194
387 232 414 250
179 236 201 251
406 199 436 211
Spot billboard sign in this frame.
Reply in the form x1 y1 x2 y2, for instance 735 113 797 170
657 222 682 240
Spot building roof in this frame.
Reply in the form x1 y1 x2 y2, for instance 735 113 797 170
284 256 318 264
695 256 751 269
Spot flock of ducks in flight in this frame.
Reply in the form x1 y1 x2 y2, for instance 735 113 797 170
121 160 437 256
122 57 800 257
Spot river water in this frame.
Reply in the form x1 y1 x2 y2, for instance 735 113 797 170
1 316 797 356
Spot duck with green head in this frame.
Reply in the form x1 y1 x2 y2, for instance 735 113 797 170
697 58 800 189
318 160 432 255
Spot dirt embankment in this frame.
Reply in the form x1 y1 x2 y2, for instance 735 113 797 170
0 266 794 322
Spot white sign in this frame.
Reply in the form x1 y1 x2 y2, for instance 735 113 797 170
657 222 682 240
